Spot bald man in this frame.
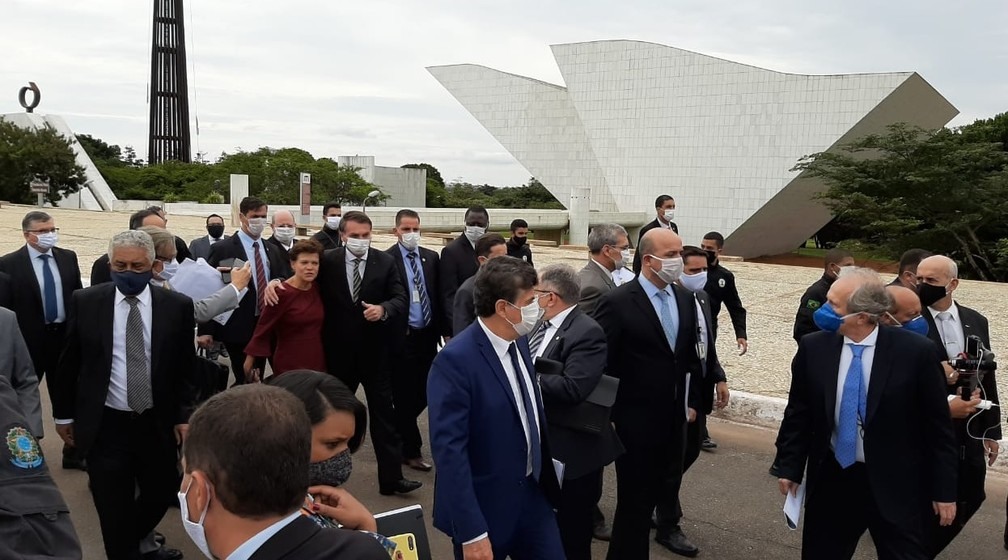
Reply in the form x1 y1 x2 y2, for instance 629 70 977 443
265 210 297 278
883 285 923 326
915 255 1000 555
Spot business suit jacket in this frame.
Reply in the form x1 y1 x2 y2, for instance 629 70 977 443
439 236 478 327
203 234 290 344
247 515 389 560
772 328 958 525
0 246 83 369
0 307 42 437
631 219 678 274
188 234 229 261
428 322 562 544
53 284 198 455
576 259 617 318
451 275 477 336
687 290 727 415
538 306 623 480
385 244 449 339
0 270 12 309
264 235 295 279
311 228 342 251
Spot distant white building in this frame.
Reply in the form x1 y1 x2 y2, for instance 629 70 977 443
428 40 958 257
337 155 425 208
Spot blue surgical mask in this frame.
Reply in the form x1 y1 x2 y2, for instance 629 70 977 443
902 315 930 336
812 303 858 333
111 270 153 296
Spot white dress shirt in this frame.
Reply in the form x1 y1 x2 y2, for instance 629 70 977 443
928 302 964 359
27 244 66 323
344 249 368 294
236 230 270 279
532 305 576 360
830 325 879 464
611 267 634 286
107 286 153 411
226 511 301 560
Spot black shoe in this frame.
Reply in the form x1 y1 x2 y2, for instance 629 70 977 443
655 528 699 557
153 532 166 546
142 546 183 560
379 479 422 496
592 518 612 541
701 437 718 451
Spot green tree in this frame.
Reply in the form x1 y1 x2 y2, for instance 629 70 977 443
402 163 444 188
0 120 86 205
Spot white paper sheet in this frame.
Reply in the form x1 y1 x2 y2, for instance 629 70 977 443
164 258 247 325
552 458 565 489
783 482 806 530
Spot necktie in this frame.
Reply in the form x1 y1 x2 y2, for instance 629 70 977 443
655 289 679 350
507 343 542 480
352 259 362 303
937 312 960 359
251 241 267 315
528 320 551 357
836 343 867 468
407 252 432 326
39 254 58 323
124 297 153 412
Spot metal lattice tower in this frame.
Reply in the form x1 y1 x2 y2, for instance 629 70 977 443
147 0 191 164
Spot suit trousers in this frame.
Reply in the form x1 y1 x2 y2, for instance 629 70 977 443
656 415 701 531
35 323 67 382
451 476 565 560
392 326 438 459
85 408 179 560
930 457 985 555
223 341 251 385
557 468 604 560
334 352 405 489
802 458 929 560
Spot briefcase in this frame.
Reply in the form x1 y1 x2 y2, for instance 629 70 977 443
535 357 619 435
193 353 230 404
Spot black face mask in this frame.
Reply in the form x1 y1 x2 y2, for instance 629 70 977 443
512 236 527 246
917 282 948 308
704 250 717 266
207 225 225 239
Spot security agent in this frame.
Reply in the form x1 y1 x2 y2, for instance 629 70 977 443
631 194 678 274
792 248 855 343
506 219 534 264
889 248 932 289
90 208 168 286
699 232 748 354
311 201 343 250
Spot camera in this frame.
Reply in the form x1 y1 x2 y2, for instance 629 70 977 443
950 335 997 400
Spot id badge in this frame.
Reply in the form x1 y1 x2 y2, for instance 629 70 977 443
412 289 421 303
696 341 707 361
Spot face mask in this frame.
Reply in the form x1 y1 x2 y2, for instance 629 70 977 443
619 248 632 268
178 478 213 559
273 226 296 245
326 216 342 230
704 250 717 267
308 449 353 487
902 315 930 336
245 217 267 238
680 270 708 293
34 232 59 250
345 237 370 257
158 260 179 282
206 225 225 239
506 299 543 336
648 255 683 284
917 282 949 308
464 225 486 244
111 270 152 297
663 209 675 222
400 232 421 251
512 236 527 246
812 302 860 333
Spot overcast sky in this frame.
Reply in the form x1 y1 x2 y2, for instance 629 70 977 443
3 0 1006 187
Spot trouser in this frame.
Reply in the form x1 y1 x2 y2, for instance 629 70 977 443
391 326 438 459
85 408 179 560
802 458 929 560
32 323 67 383
931 458 985 556
334 358 405 489
656 413 703 531
223 341 250 385
557 468 604 560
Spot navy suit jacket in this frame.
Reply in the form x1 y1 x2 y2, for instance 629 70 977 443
427 320 560 544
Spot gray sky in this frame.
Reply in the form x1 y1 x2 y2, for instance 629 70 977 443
3 0 1005 187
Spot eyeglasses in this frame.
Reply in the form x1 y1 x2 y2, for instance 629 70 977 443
26 228 59 234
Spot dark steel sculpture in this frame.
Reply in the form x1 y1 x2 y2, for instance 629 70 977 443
18 82 41 113
148 0 192 164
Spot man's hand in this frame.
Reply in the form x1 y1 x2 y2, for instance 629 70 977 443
361 302 384 322
307 485 377 532
737 337 748 356
263 279 286 306
943 362 958 386
174 424 189 446
985 439 1000 466
778 478 799 497
55 423 75 447
462 537 493 560
229 263 252 292
933 501 956 526
243 356 261 383
195 335 214 349
949 390 981 419
687 408 697 423
715 381 730 409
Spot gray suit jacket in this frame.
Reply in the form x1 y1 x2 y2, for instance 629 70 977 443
189 235 228 261
186 285 240 324
0 308 42 437
577 259 617 318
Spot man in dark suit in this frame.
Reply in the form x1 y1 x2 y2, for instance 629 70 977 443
595 228 702 560
146 206 192 262
631 194 677 274
91 209 168 286
265 209 297 262
311 201 343 250
428 256 564 560
188 213 228 260
792 248 855 343
179 384 388 560
316 210 419 495
439 205 490 329
202 196 289 384
915 255 1000 554
772 267 958 559
451 233 507 336
0 211 85 469
577 223 629 319
889 248 932 289
531 264 623 560
52 230 198 560
385 209 449 472
0 270 12 309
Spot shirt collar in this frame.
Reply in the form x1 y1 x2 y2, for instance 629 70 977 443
545 305 576 329
26 244 51 259
843 324 880 347
397 242 418 257
591 257 613 275
477 317 514 360
928 300 960 322
345 248 368 263
114 284 152 306
236 229 260 246
638 274 673 300
225 511 302 560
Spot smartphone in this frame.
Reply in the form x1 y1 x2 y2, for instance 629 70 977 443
219 258 245 283
388 533 418 560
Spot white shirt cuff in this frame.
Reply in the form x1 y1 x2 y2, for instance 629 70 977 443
54 419 74 425
229 284 241 298
463 533 488 546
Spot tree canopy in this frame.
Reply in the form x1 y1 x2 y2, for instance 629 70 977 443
0 120 85 205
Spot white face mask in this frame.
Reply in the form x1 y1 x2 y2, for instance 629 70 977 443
649 254 684 284
400 232 421 251
506 298 543 336
245 217 267 238
610 246 631 269
326 216 342 230
273 226 296 244
663 209 676 222
345 237 370 257
464 225 486 244
178 478 213 559
679 270 707 293
34 232 58 250
158 260 180 282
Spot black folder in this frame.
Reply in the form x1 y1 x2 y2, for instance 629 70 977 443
535 357 618 435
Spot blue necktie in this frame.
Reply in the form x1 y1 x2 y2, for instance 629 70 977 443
407 252 432 327
656 289 679 351
507 343 542 480
39 254 58 324
836 344 868 468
